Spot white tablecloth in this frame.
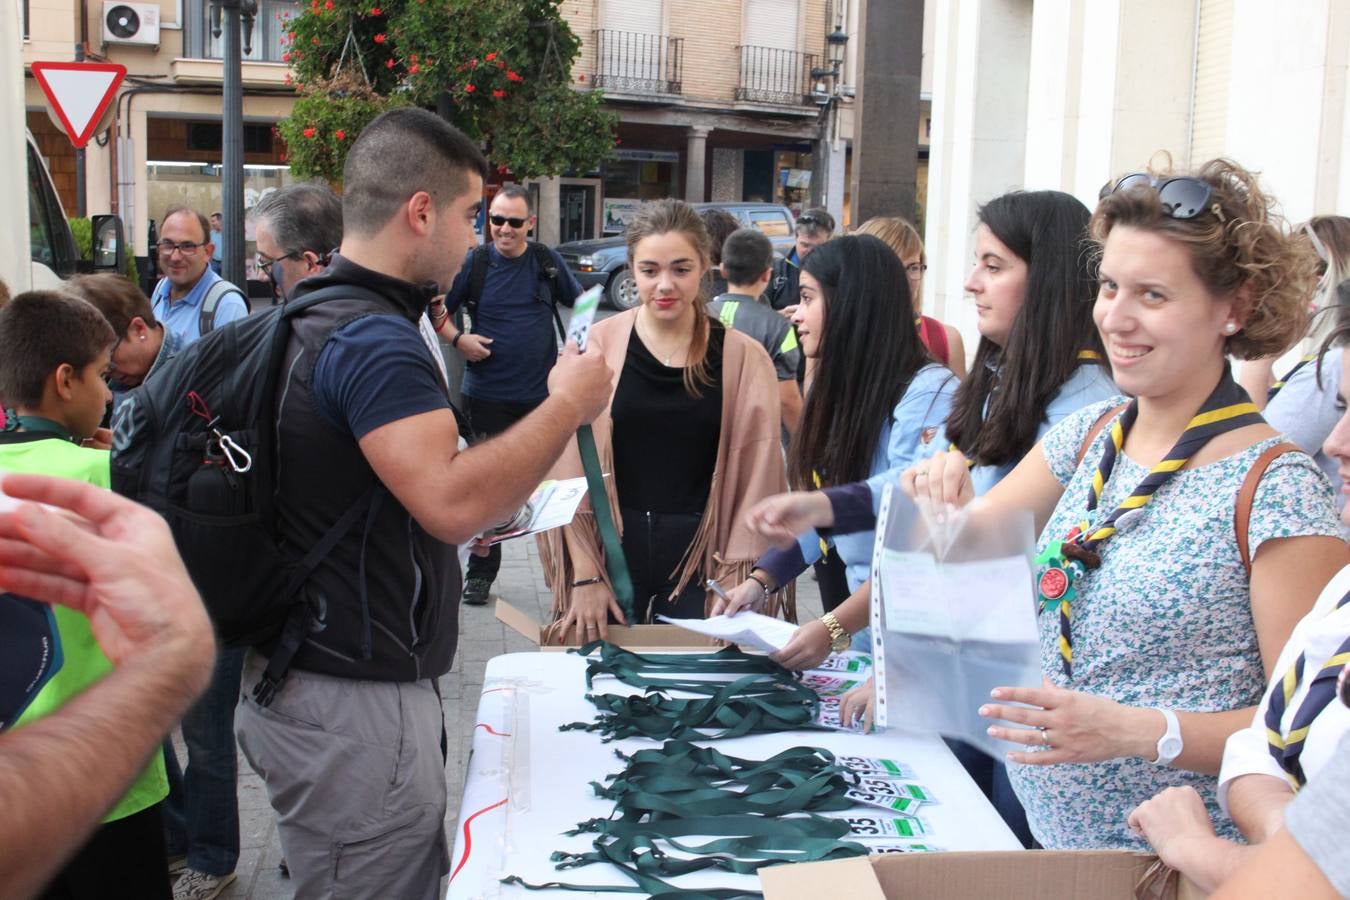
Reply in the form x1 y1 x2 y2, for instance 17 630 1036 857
447 651 1020 899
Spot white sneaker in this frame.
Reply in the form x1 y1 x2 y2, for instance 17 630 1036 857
172 870 237 900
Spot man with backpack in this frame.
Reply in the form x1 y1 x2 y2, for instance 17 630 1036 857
150 206 249 345
438 184 584 606
213 109 611 900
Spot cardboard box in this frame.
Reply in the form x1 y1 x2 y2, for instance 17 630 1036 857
495 600 716 651
759 851 1206 900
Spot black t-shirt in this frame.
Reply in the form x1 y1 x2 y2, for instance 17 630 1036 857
612 320 725 514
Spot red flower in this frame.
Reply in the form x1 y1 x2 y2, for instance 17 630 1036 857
486 52 497 61
374 33 386 43
506 70 523 82
496 60 505 69
578 74 585 82
496 164 509 175
311 36 318 44
492 88 506 98
284 72 293 83
370 5 382 12
323 0 333 8
335 129 346 140
469 57 478 67
410 53 418 62
385 57 395 69
302 127 316 138
465 83 476 92
409 63 420 74
281 51 290 61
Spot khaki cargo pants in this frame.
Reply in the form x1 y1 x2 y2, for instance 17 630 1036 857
235 651 449 900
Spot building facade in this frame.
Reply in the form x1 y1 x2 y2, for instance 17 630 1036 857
23 0 295 291
923 0 1350 356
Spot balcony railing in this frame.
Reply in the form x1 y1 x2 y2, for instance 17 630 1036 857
593 29 684 96
735 45 817 106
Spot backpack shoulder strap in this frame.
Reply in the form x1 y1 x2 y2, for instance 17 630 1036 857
199 279 247 335
1076 402 1129 467
464 247 491 327
530 242 568 341
1235 441 1303 575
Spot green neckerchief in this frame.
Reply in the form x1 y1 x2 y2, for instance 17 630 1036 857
4 411 77 443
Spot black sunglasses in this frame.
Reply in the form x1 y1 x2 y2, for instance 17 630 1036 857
1111 173 1214 220
796 214 828 229
490 214 529 229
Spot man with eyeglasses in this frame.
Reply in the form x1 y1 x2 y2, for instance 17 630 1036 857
150 207 248 346
766 206 834 314
253 183 343 304
438 184 583 607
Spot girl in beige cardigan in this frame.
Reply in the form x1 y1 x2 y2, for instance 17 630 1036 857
542 200 793 644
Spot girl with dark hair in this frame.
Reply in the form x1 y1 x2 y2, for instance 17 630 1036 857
947 190 1117 495
543 199 790 641
710 234 956 664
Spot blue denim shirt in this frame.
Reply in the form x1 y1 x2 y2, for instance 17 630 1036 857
793 363 958 592
967 363 1118 497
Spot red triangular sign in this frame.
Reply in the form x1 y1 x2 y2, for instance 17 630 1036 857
31 61 127 149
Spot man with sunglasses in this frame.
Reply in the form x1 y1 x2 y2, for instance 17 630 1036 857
439 185 583 607
149 207 248 346
766 206 834 313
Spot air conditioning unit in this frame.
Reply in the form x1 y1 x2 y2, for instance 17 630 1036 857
102 1 160 47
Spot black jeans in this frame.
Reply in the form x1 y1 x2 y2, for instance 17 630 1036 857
40 803 172 900
813 546 852 613
463 394 542 585
619 507 706 624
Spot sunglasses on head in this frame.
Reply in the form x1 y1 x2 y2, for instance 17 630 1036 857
1111 173 1215 220
797 214 827 228
490 214 529 229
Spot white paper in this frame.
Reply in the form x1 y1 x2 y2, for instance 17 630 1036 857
655 612 800 653
880 549 1036 643
472 477 589 546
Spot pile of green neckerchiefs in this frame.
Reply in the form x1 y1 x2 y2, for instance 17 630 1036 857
558 643 825 742
502 644 944 898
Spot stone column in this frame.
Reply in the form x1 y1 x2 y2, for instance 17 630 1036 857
685 126 711 203
535 176 562 247
849 0 924 224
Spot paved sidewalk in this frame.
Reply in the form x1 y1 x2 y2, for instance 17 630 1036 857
206 538 823 899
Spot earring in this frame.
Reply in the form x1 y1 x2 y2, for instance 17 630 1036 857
140 335 146 341
1223 322 1238 335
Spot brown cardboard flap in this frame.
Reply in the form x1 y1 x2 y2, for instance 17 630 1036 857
761 851 1202 900
760 856 885 900
494 600 717 650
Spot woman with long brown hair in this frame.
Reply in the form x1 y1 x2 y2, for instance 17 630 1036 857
543 199 789 642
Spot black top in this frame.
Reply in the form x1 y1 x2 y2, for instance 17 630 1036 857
612 319 725 514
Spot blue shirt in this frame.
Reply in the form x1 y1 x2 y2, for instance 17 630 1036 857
968 362 1118 496
209 230 223 263
445 244 582 404
1263 347 1341 494
787 363 958 591
312 315 451 439
150 268 248 346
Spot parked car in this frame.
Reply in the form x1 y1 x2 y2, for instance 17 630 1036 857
555 202 796 309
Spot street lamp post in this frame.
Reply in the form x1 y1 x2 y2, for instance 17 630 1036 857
809 24 848 213
210 0 256 291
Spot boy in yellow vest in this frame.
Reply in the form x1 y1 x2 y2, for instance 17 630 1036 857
0 290 172 899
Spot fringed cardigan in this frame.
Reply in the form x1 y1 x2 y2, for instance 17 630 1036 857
539 307 797 624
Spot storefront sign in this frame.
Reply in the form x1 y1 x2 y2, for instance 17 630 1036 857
612 148 680 163
603 198 642 234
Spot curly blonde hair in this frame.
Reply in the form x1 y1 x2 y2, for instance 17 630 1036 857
1090 158 1319 361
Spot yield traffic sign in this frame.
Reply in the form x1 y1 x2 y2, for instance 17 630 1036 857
30 61 127 149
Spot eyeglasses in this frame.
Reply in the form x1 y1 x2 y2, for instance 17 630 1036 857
157 239 204 256
256 251 300 279
905 263 928 277
796 214 829 229
1111 173 1214 220
490 214 529 229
